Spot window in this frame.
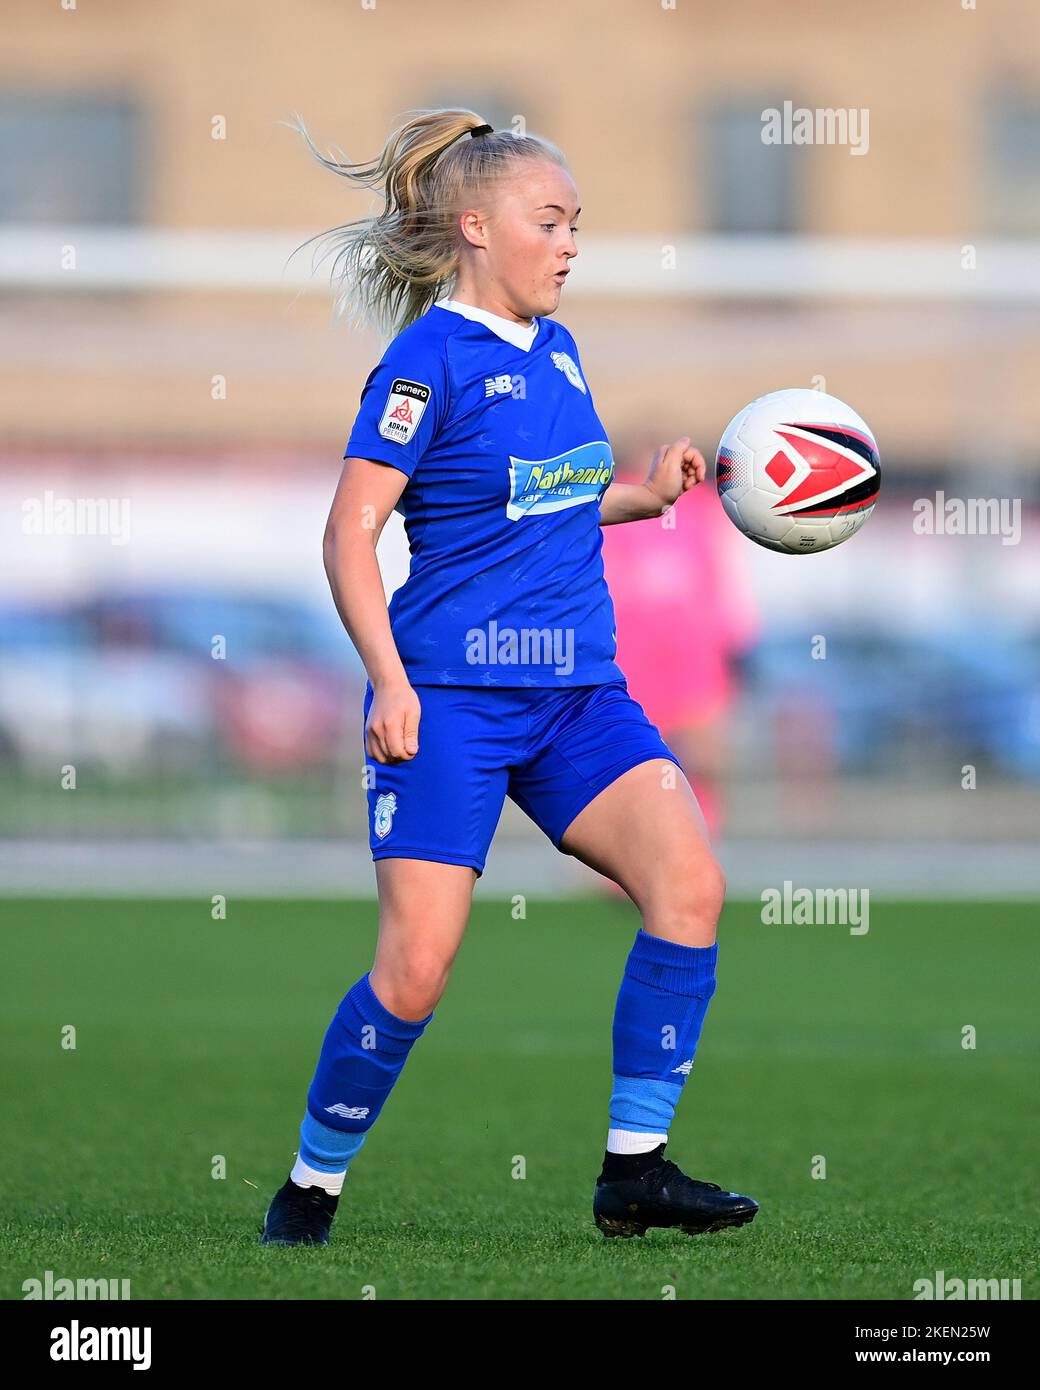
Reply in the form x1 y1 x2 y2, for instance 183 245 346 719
696 98 802 235
0 90 144 224
986 90 1040 234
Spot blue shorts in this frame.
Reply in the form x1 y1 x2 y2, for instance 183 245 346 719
362 678 684 877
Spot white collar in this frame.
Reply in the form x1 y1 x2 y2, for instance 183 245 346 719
434 297 539 352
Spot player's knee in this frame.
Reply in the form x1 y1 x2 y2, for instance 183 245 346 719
701 856 727 925
375 950 452 1020
649 852 726 942
684 855 726 929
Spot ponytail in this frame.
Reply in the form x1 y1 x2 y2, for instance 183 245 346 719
289 108 567 341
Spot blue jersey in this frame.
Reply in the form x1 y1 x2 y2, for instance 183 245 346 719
343 297 623 687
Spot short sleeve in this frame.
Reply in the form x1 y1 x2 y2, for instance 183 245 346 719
343 332 450 480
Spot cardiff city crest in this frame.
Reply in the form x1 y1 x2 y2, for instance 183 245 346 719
373 791 398 840
550 350 587 394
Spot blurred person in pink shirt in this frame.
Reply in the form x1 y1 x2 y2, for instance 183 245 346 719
600 435 760 840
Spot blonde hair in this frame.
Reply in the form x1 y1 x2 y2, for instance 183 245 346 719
289 108 569 341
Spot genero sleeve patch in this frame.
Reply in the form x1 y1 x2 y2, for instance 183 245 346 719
378 378 431 445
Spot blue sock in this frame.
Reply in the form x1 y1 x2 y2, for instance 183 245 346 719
608 929 718 1149
296 973 434 1181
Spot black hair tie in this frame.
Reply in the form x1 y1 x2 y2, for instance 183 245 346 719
470 124 494 138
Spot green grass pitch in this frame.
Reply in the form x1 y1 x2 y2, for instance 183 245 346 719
2 895 1036 1300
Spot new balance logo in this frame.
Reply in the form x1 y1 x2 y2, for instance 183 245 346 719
671 1059 694 1075
324 1103 370 1120
484 374 516 398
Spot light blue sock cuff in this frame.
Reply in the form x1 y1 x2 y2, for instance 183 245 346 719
609 1074 683 1133
299 1108 369 1173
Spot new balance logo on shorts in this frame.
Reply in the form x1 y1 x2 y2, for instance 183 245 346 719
325 1103 370 1120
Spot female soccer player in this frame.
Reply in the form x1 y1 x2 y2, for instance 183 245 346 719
261 109 759 1245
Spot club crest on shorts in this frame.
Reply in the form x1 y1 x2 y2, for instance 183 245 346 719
550 350 586 394
378 379 430 445
373 791 398 839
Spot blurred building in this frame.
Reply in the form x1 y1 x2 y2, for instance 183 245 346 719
1 0 1038 859
0 0 1038 460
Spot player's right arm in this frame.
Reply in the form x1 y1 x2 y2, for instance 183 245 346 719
331 326 450 765
323 457 421 764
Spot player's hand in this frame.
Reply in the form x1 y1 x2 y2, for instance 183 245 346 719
644 436 707 511
366 678 421 763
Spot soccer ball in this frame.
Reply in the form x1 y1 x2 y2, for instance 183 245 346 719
715 389 880 553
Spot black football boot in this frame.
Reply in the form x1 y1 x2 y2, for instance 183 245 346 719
260 1176 340 1246
594 1145 758 1238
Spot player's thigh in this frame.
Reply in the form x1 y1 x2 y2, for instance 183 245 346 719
361 682 517 1017
370 856 477 1020
363 681 513 875
559 758 724 944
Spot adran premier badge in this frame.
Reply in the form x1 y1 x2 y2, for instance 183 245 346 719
378 378 431 445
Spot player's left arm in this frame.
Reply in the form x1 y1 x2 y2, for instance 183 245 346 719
599 437 707 525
